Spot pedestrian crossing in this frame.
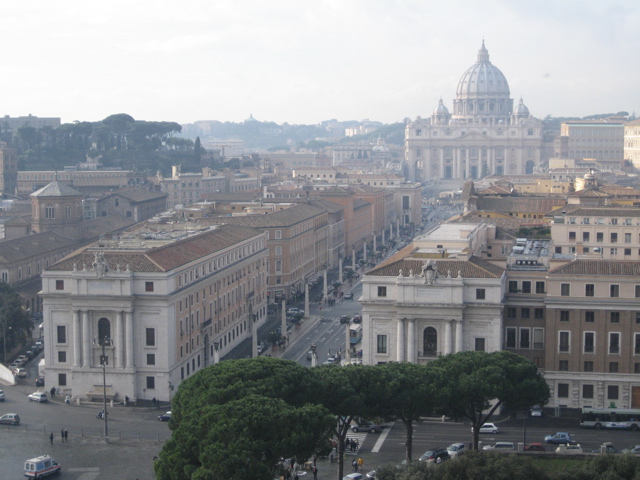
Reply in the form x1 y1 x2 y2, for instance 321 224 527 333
344 431 367 455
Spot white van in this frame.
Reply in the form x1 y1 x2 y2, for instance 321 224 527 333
24 455 61 478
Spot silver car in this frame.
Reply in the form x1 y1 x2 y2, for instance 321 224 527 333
447 442 466 457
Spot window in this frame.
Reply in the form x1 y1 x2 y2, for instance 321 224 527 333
536 281 545 294
520 328 530 349
521 281 531 294
625 248 632 256
146 328 155 346
508 281 518 293
559 331 570 352
625 233 632 243
506 307 516 319
560 311 570 322
147 354 155 365
275 246 282 255
376 335 387 354
584 362 594 372
611 248 618 255
534 308 544 320
583 384 594 398
57 326 66 344
637 312 640 324
377 286 387 297
145 282 154 292
98 318 110 344
611 233 618 243
583 232 590 242
45 204 55 219
585 284 594 297
597 232 604 242
58 373 67 386
610 312 620 323
559 360 569 371
635 333 640 355
475 289 485 300
608 385 619 400
505 327 517 348
475 338 486 351
533 328 544 349
555 246 562 254
58 351 66 363
584 332 595 353
521 308 530 319
561 283 570 296
558 383 569 398
610 362 619 373
636 364 640 374
569 231 576 241
609 333 620 354
274 230 282 239
610 285 620 298
146 376 155 389
55 280 64 290
636 285 640 298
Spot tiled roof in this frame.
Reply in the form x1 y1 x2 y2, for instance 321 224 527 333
48 224 263 273
551 206 640 217
101 189 168 203
367 255 504 279
549 260 640 276
31 181 83 197
198 203 327 229
310 199 345 214
476 197 566 213
0 231 79 263
81 215 138 241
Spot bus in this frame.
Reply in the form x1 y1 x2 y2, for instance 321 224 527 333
580 407 640 430
349 323 362 345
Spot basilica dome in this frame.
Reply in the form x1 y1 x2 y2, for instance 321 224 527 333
456 41 510 97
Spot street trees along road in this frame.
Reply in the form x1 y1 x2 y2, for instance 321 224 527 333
429 351 550 451
0 281 33 357
156 394 334 480
372 362 444 462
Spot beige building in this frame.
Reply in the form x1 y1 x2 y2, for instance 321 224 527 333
405 42 543 182
555 121 624 162
40 223 268 402
624 118 640 169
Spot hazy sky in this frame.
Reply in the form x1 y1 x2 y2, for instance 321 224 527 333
1 0 638 126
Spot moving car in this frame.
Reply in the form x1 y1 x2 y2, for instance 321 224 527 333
0 413 20 425
544 432 573 444
556 444 583 454
524 443 546 452
472 423 499 434
24 455 61 478
352 421 382 433
16 367 27 378
343 474 364 480
352 315 362 324
0 389 4 401
447 443 466 457
530 405 543 417
621 445 640 454
340 315 351 324
365 470 376 480
419 448 450 463
158 411 172 422
35 376 45 387
591 442 618 454
344 293 353 300
286 307 301 315
28 391 48 403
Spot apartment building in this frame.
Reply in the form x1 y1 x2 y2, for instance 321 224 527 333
40 223 268 402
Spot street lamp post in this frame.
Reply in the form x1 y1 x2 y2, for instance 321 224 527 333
99 336 112 443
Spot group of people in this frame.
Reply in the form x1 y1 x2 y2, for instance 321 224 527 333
345 437 359 452
49 429 68 443
351 457 364 472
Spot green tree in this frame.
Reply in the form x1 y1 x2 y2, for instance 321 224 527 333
0 282 33 362
430 351 549 450
155 394 334 480
374 362 443 461
194 136 203 163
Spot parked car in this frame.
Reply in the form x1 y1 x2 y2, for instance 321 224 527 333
35 376 45 387
447 443 466 458
365 470 376 480
0 413 20 425
28 391 48 403
344 293 353 300
524 443 546 452
343 474 364 480
286 307 301 315
352 421 382 433
484 442 515 451
556 444 583 454
419 448 450 464
15 368 27 378
0 389 4 401
530 405 543 417
621 445 640 454
544 432 573 444
591 442 618 454
352 314 362 323
340 315 351 324
472 423 499 434
158 411 172 422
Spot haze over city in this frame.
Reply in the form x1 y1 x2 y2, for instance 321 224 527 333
1 0 639 125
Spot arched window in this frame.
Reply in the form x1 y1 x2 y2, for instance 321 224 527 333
98 318 111 344
423 327 438 356
45 204 55 219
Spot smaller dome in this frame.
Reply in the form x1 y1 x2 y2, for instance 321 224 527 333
433 98 450 116
514 98 529 117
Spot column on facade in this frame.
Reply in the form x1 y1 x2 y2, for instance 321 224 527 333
455 319 464 353
73 310 81 367
125 310 134 369
82 310 91 367
444 319 453 355
465 148 471 179
439 148 445 180
488 148 495 175
407 318 416 362
116 311 124 368
396 318 406 362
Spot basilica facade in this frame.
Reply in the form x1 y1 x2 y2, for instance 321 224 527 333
404 42 543 182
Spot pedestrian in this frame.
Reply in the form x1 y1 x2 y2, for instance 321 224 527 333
49 432 54 444
152 397 156 408
64 429 68 441
50 387 56 398
312 466 318 480
352 459 358 472
61 429 64 442
358 458 364 470
312 454 317 467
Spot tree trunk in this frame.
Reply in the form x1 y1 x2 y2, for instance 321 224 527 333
404 420 414 461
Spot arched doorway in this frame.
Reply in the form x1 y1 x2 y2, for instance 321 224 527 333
98 318 111 344
423 327 437 357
